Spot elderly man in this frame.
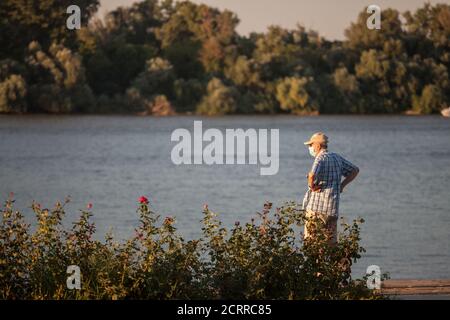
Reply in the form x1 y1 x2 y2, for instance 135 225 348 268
302 132 359 244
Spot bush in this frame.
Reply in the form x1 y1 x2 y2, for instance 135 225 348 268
275 77 319 115
0 196 385 300
0 74 27 113
0 60 28 113
412 84 445 114
130 57 175 99
197 78 239 115
173 78 205 113
26 41 95 113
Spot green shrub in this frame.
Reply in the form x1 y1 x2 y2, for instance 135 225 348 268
26 41 95 113
197 78 239 115
412 84 445 114
275 77 319 115
0 60 28 113
0 196 385 300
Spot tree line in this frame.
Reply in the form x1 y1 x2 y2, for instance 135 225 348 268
0 0 449 115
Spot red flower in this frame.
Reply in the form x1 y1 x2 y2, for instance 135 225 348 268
87 203 93 210
139 196 149 204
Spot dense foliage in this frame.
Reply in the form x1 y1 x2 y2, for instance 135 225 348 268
0 196 384 300
1 0 449 114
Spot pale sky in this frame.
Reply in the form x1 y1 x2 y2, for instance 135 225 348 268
98 0 449 40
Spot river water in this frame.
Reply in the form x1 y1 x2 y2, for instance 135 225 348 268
1 115 449 279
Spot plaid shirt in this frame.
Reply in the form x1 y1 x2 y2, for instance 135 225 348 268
302 149 358 217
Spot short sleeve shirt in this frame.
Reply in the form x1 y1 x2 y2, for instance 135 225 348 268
303 150 358 217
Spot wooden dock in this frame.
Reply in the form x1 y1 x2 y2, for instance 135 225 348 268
381 280 450 298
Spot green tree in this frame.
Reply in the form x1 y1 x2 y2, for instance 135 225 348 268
345 8 404 51
355 48 410 113
156 1 239 76
0 59 28 113
325 67 361 114
224 55 260 87
197 78 238 115
77 0 166 97
173 78 205 112
26 41 94 113
0 0 100 59
129 57 175 103
83 38 155 96
253 26 302 80
120 57 177 114
404 4 450 65
1 1 450 115
275 77 318 114
413 84 445 114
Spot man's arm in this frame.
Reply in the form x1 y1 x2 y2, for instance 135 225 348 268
308 155 324 192
341 167 359 192
308 172 321 191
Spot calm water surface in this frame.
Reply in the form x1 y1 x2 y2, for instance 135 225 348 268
1 115 449 279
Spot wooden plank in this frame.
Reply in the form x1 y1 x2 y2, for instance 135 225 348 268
383 279 450 288
382 287 450 295
381 280 450 295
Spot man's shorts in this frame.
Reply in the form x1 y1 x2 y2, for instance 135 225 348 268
304 210 338 245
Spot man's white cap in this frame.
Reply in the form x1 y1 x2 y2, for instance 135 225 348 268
304 132 328 146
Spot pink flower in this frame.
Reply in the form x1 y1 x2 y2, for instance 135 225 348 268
87 203 93 210
259 225 267 236
203 203 209 211
139 196 149 204
263 202 272 210
135 229 144 240
164 216 174 225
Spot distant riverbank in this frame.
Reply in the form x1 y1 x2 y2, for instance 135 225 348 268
1 109 448 117
1 2 449 117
